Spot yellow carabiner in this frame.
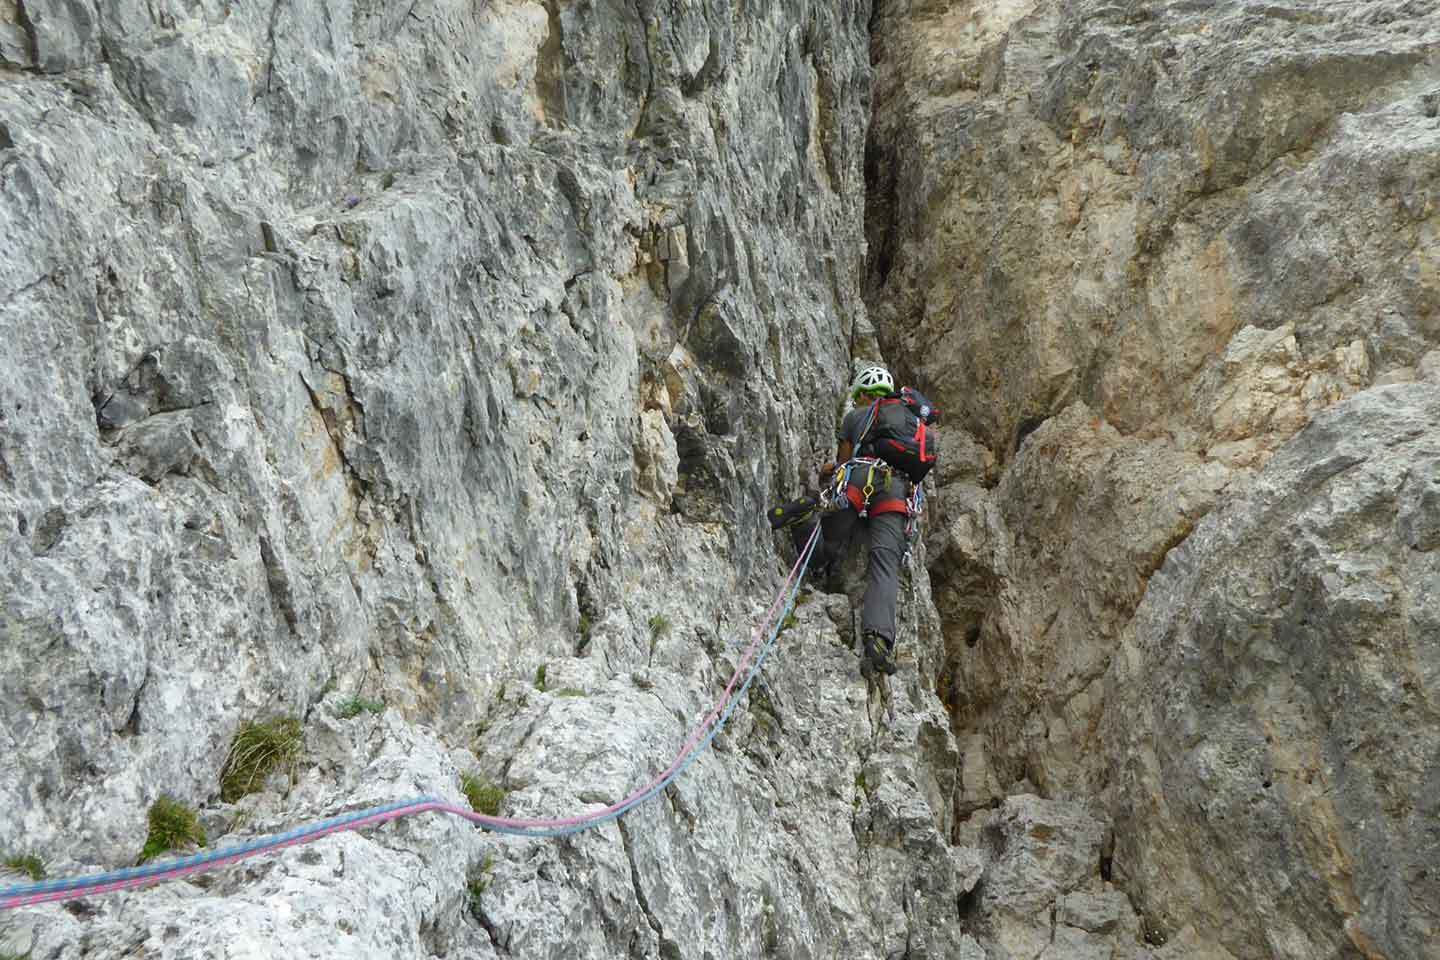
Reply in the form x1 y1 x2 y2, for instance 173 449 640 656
861 463 875 502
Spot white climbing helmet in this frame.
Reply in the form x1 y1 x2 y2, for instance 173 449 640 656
850 364 894 400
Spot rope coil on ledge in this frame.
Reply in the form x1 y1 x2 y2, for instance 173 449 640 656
2 525 820 911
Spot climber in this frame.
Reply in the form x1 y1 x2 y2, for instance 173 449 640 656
812 364 927 678
817 364 909 677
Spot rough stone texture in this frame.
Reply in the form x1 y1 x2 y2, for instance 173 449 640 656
868 2 1440 959
17 713 494 959
1106 384 1440 960
872 0 1440 453
0 1 988 957
930 401 1236 795
4 0 1439 957
875 0 1440 788
1058 888 1131 936
873 0 1440 767
953 795 1158 960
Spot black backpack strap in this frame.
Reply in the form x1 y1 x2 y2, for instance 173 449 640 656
856 398 881 451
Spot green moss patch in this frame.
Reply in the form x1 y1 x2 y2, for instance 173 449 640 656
460 772 505 816
335 695 385 719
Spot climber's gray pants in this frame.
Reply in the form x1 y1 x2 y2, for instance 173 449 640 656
818 506 908 643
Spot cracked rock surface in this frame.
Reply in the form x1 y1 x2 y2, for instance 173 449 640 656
870 1 1440 957
1106 384 1440 959
0 1 959 957
4 1 1439 958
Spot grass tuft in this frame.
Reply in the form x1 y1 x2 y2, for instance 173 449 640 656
533 664 547 692
139 796 206 864
648 613 672 644
3 852 44 881
220 716 304 802
466 854 497 916
551 687 586 698
335 695 385 719
460 772 505 817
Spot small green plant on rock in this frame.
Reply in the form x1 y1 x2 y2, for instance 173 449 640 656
852 771 871 810
648 613 672 648
551 687 586 698
466 876 486 914
220 716 304 802
576 612 593 653
468 853 497 904
460 772 505 817
533 664 547 692
466 854 499 922
335 695 385 719
139 796 206 864
3 852 44 881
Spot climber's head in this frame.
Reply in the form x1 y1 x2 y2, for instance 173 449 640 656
849 364 894 403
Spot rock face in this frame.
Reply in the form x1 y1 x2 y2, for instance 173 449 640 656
871 0 1440 453
1107 385 1440 960
868 0 1440 957
3 0 1438 958
0 1 967 957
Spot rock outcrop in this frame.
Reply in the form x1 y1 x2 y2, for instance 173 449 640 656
4 0 1438 958
1107 384 1440 959
870 0 1440 957
0 2 960 957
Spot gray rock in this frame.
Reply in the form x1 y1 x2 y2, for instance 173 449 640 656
1106 384 1440 959
1058 889 1131 935
4 1 1437 958
869 3 1440 957
980 795 1107 917
0 0 947 957
1041 925 1116 960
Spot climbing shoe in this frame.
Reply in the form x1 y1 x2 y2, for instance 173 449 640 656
863 631 897 676
768 494 819 530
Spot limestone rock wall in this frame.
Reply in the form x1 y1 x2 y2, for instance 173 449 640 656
0 2 991 958
870 0 1440 956
1107 384 1440 959
5 0 1438 957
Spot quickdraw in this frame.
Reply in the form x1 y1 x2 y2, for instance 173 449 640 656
904 480 925 541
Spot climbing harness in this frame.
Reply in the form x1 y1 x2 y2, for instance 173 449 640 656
0 527 822 912
791 386 935 733
820 458 910 519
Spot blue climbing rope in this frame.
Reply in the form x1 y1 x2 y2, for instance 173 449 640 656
2 527 820 909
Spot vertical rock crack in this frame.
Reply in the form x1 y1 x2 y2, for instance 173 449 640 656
618 819 681 960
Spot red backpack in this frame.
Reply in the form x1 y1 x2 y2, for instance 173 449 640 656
859 387 941 483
